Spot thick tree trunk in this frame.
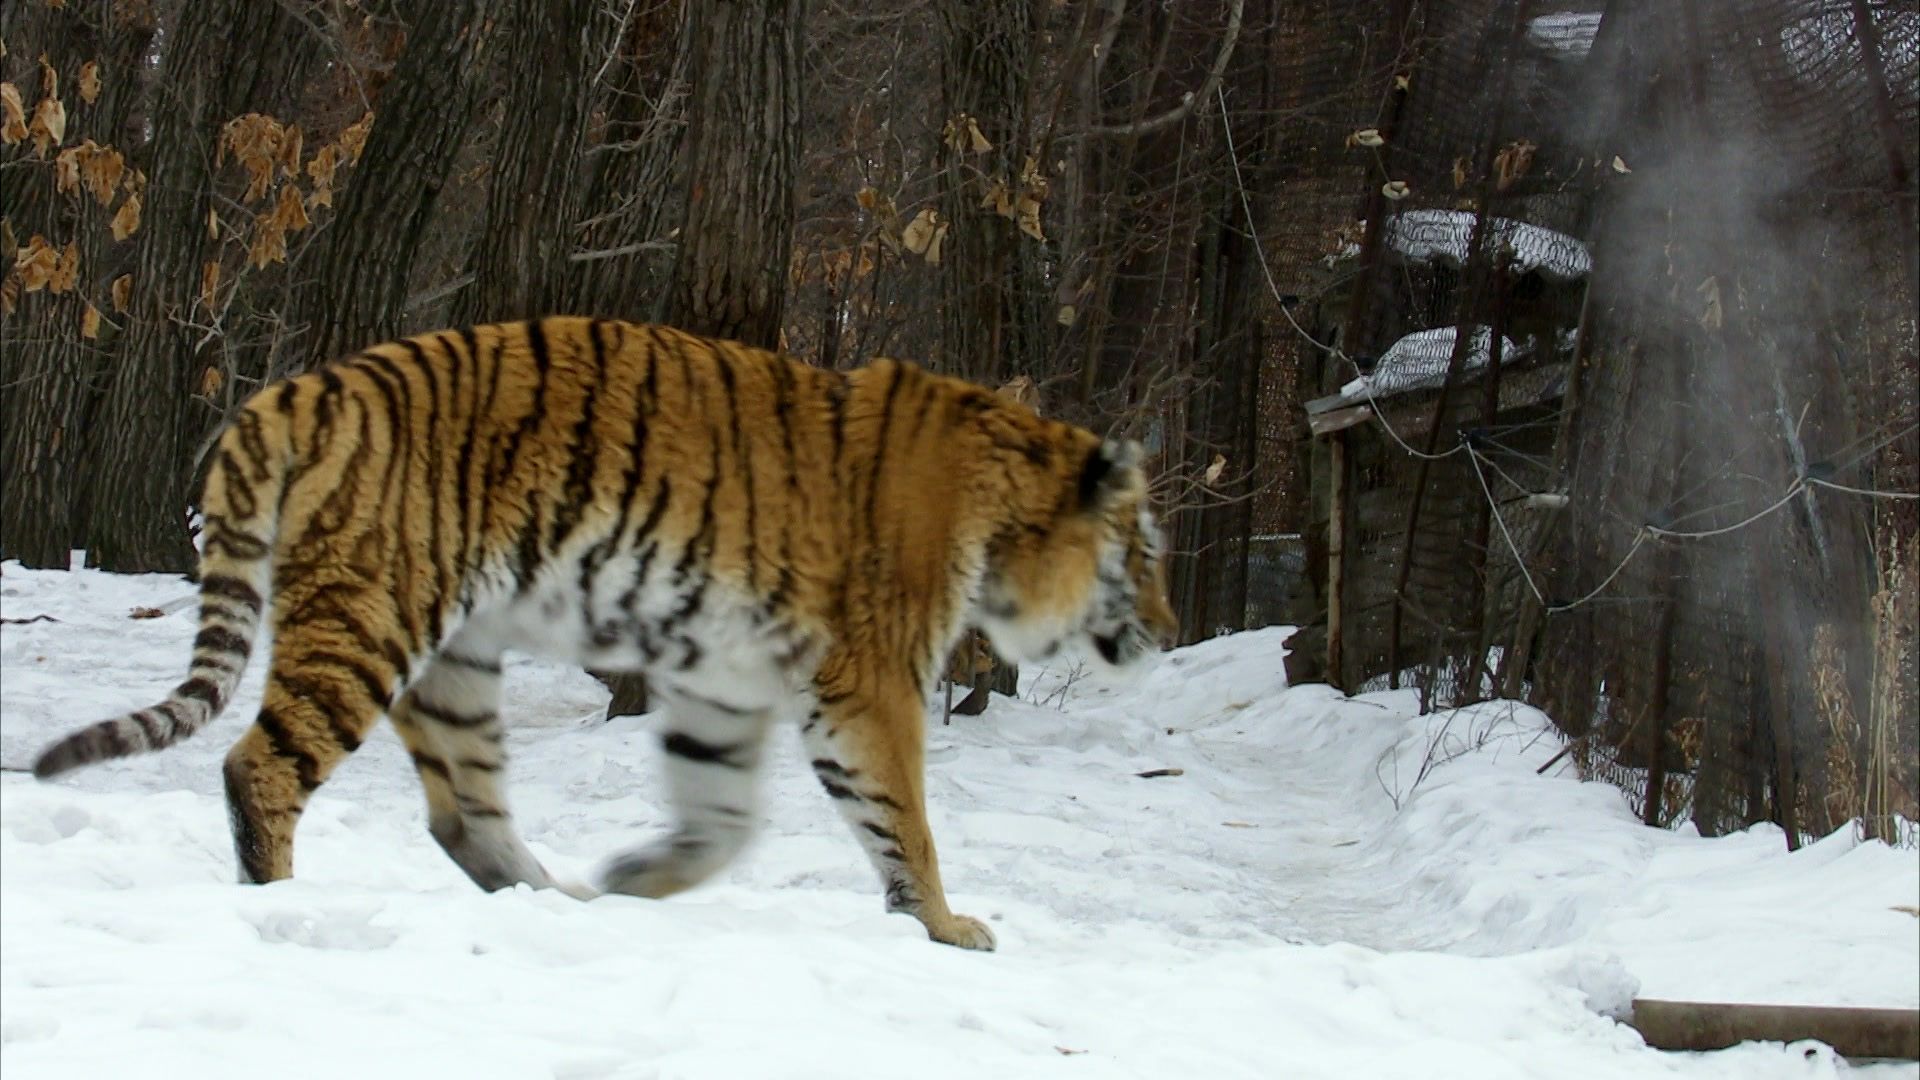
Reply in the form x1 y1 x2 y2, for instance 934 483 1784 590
84 0 320 573
600 0 801 719
666 0 801 346
287 0 498 370
935 0 1044 386
934 0 1042 709
0 4 154 568
568 1 688 319
455 0 595 324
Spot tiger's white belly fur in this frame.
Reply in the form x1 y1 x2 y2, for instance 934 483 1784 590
449 542 822 717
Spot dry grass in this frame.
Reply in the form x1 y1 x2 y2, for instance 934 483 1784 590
1812 533 1918 846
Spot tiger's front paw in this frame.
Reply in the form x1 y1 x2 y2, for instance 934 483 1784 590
924 912 997 951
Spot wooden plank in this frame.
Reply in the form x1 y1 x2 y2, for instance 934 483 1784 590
1326 430 1349 690
1627 999 1920 1060
1309 403 1372 436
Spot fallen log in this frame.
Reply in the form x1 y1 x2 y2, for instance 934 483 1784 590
1627 998 1919 1060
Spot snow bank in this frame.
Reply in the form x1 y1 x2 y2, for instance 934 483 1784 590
2 563 1915 1078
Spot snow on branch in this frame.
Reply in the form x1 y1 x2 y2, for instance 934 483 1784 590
1341 325 1525 401
1525 12 1601 59
1383 210 1593 283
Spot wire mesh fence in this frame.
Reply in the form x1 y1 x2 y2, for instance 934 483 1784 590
1242 0 1916 844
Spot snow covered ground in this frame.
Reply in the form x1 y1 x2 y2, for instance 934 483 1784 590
2 560 1915 1079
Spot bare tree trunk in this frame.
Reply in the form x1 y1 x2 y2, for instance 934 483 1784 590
85 0 322 573
600 0 802 719
286 0 498 371
456 0 595 323
665 0 801 346
0 4 155 567
935 0 1043 385
935 0 1043 707
568 1 688 319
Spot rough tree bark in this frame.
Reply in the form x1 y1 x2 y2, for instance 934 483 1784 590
83 0 321 572
936 0 1043 704
567 0 688 319
455 0 595 324
600 0 802 719
286 0 498 371
0 3 155 567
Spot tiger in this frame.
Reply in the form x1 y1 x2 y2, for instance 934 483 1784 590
30 317 1179 951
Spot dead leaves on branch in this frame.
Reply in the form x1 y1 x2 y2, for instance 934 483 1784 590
901 207 949 264
54 140 126 205
1 83 26 144
219 109 371 267
941 113 992 155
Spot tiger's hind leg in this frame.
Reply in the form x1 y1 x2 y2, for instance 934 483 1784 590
598 690 773 899
802 673 996 951
222 618 405 885
390 646 591 898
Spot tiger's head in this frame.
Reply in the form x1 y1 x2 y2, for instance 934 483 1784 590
974 438 1179 673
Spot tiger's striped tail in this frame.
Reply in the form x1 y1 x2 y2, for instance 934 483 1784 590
33 403 289 779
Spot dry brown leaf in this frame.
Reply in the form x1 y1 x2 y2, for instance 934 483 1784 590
129 606 165 620
110 192 140 240
78 60 100 104
1204 453 1227 485
923 219 949 265
49 239 78 294
980 181 1013 218
337 110 372 164
0 83 25 144
1 219 15 261
16 234 58 291
901 208 941 256
38 55 57 96
1611 155 1631 174
0 272 18 316
0 33 7 59
965 116 990 153
1452 156 1470 190
199 259 220 308
940 113 968 152
110 272 131 313
197 365 223 398
80 301 100 339
272 181 310 234
81 141 123 206
207 207 220 240
223 112 285 203
248 217 286 268
306 144 338 208
279 123 302 177
29 94 65 156
1015 194 1045 242
1056 303 1076 326
54 144 82 194
1493 138 1536 192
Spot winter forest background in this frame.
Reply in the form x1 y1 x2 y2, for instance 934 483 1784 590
2 0 1916 846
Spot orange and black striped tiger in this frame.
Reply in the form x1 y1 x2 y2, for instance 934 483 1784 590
32 317 1178 950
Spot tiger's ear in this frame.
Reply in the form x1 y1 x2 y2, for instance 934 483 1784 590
1076 438 1143 512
